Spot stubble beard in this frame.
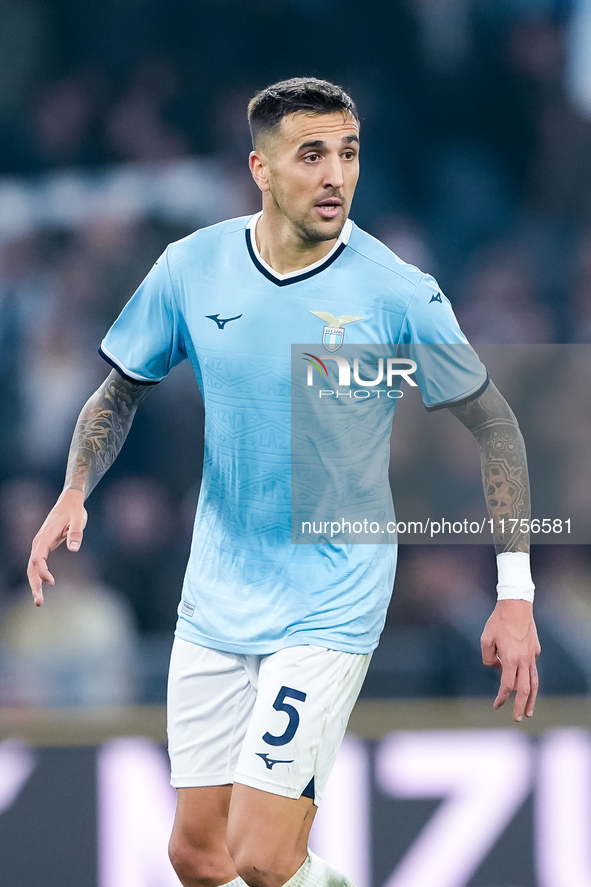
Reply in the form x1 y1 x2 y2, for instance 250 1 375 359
293 205 348 245
267 182 349 245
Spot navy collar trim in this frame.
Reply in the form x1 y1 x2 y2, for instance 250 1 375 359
245 215 350 287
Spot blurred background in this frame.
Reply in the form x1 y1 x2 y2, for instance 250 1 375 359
1 1 591 885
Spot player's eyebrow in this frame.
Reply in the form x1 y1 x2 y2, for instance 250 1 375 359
297 135 360 152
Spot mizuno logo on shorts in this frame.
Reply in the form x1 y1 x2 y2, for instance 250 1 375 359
256 752 294 770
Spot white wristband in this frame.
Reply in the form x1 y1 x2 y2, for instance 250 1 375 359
496 552 535 603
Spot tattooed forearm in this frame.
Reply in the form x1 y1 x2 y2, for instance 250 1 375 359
64 370 153 498
448 381 530 554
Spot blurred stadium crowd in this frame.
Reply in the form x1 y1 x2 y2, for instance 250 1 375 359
1 0 591 706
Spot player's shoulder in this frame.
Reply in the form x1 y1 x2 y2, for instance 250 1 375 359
347 222 427 289
165 215 251 268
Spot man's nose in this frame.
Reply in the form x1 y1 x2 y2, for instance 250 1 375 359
322 153 344 189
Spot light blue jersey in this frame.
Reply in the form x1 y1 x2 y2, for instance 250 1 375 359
100 213 488 654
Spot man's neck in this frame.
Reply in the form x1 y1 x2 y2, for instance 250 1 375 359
254 211 339 276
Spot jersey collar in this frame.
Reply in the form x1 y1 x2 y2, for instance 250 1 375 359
245 211 352 287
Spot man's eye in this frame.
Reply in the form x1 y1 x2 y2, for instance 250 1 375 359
305 153 320 162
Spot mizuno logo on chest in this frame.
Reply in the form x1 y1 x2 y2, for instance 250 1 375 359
206 313 243 329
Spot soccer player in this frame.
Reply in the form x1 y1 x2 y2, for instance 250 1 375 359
28 78 540 887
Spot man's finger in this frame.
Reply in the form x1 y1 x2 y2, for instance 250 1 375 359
28 552 55 583
493 661 517 712
66 506 87 551
525 665 539 718
481 635 499 668
67 526 84 552
27 559 55 606
512 666 532 722
27 569 44 606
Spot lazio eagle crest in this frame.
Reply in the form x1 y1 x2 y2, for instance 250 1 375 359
309 310 365 352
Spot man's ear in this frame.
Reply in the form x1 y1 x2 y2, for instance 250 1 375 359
249 150 271 192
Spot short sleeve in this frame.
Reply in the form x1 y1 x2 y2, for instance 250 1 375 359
398 274 489 410
99 249 186 383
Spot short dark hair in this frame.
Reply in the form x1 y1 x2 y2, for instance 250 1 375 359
248 77 359 147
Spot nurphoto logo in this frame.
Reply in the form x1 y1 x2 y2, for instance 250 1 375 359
302 353 417 399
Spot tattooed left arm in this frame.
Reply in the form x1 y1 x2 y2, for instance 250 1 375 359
447 380 530 554
448 381 541 721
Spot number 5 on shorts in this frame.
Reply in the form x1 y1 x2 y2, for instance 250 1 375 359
263 686 307 747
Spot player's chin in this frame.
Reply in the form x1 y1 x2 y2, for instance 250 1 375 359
304 214 346 242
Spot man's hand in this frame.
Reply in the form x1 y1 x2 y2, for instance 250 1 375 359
27 489 88 607
481 599 541 722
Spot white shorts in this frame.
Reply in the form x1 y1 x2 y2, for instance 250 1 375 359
167 638 371 805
